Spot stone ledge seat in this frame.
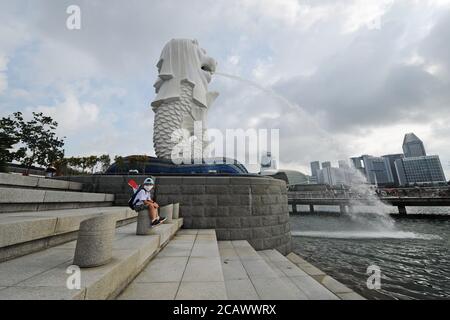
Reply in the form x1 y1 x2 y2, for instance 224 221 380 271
0 187 115 213
0 207 137 262
0 218 183 300
0 173 83 191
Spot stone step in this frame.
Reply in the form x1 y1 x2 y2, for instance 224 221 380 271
117 229 228 300
0 207 137 262
258 250 340 300
286 252 366 300
218 240 311 300
0 173 83 191
0 218 183 300
0 187 114 213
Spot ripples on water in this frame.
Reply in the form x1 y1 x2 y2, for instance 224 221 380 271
290 208 450 300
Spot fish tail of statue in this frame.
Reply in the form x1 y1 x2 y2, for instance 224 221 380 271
153 81 194 160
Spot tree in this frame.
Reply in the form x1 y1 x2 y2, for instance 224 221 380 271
98 154 111 173
114 156 125 173
128 155 148 173
85 155 99 174
5 112 65 174
0 116 21 172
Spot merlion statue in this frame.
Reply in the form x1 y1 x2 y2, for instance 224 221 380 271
151 39 219 160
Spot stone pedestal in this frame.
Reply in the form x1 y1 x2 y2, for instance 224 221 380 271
73 215 116 268
159 204 173 222
173 203 180 219
136 210 152 235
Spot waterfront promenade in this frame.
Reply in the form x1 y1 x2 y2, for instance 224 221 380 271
0 172 364 300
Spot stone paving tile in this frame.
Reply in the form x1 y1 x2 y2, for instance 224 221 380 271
176 281 227 300
191 242 220 258
197 229 216 235
260 249 286 262
259 258 285 277
217 241 233 249
218 247 240 261
173 234 197 241
241 258 279 279
134 256 188 283
196 234 216 241
0 248 74 286
118 282 179 300
270 260 310 277
320 275 354 294
225 279 259 300
231 240 252 248
176 229 198 235
221 258 249 280
259 250 341 300
337 292 366 300
297 263 326 276
0 286 85 300
250 277 304 300
233 247 261 260
290 276 339 300
157 240 194 257
182 257 224 282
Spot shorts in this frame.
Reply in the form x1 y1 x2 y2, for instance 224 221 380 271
134 204 149 212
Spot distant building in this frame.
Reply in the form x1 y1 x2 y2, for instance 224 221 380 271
338 160 350 169
310 161 321 183
322 161 332 169
395 155 446 186
260 151 277 174
266 170 309 186
382 154 404 186
350 155 394 186
403 133 426 158
351 133 446 186
316 164 357 187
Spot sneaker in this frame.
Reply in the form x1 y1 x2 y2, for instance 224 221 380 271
157 217 167 224
151 219 161 227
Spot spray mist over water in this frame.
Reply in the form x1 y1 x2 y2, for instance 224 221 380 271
214 71 442 240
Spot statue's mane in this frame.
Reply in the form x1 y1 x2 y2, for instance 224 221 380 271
152 39 211 109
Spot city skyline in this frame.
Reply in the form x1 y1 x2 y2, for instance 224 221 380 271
312 132 447 186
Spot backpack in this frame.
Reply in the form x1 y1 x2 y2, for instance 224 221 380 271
128 186 144 209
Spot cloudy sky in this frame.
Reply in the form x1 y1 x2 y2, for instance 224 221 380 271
0 0 449 177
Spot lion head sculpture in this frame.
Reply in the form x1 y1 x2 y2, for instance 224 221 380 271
151 39 218 109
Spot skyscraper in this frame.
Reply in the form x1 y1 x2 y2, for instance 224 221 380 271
403 133 426 158
395 155 446 186
382 154 404 186
310 161 321 180
322 161 332 169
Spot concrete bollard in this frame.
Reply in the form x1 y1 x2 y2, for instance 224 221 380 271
136 210 152 235
172 203 180 219
160 204 173 222
73 215 116 268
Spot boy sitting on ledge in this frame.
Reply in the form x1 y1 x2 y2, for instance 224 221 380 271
133 177 166 227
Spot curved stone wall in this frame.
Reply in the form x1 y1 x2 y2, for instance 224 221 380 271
154 176 291 254
58 175 292 254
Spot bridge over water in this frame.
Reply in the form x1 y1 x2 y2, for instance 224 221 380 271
288 189 450 215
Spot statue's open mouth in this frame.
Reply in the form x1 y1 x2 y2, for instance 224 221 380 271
201 64 214 74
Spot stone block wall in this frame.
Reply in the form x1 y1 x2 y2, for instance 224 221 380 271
57 175 292 254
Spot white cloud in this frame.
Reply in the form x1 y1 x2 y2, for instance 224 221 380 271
0 54 8 94
30 92 100 133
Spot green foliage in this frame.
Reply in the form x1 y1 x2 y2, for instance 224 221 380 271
55 154 112 176
0 112 65 174
0 116 20 172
